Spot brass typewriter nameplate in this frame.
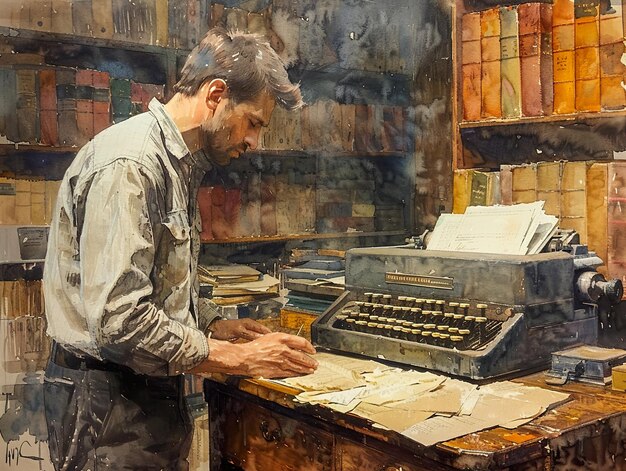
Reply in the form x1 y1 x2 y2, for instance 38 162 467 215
385 273 454 290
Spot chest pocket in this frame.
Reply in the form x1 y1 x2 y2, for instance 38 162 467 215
160 210 191 287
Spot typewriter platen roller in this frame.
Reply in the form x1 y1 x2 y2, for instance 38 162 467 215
311 246 621 380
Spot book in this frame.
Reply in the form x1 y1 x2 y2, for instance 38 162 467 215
607 162 626 292
574 0 601 112
210 185 229 239
44 180 62 224
39 68 59 146
462 12 481 121
15 179 31 225
0 67 19 142
260 174 277 236
519 2 553 116
224 188 242 238
92 0 113 39
512 163 537 203
599 2 625 109
500 164 513 205
72 0 93 37
340 104 356 152
0 177 17 224
92 70 111 134
586 162 608 269
155 0 168 47
354 104 371 151
51 0 73 34
560 161 590 242
110 78 132 123
30 180 46 225
453 169 471 214
16 68 38 143
500 6 522 118
553 0 576 114
76 69 94 144
57 67 80 146
481 8 501 119
536 161 562 217
198 264 262 284
197 186 213 240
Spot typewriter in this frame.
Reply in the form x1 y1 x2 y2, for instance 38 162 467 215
311 240 622 380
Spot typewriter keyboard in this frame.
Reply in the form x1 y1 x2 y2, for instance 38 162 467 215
331 292 505 351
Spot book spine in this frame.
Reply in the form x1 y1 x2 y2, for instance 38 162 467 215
480 8 501 119
92 70 111 134
16 67 39 143
92 0 114 39
44 180 62 224
56 67 80 146
553 0 576 114
587 162 608 269
72 0 93 37
0 177 17 225
574 0 601 112
536 161 563 217
30 180 46 225
340 104 356 152
210 185 228 239
155 0 168 47
0 66 19 142
607 162 626 291
76 69 94 144
224 188 242 238
561 161 590 242
39 68 59 146
500 164 513 205
197 186 213 240
51 0 74 34
15 179 32 225
500 5 522 118
511 163 537 203
462 12 482 121
599 2 625 110
110 78 132 123
260 175 277 236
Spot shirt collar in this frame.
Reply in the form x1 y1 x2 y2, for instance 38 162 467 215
149 98 213 172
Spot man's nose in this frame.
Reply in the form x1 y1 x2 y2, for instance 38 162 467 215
245 131 260 151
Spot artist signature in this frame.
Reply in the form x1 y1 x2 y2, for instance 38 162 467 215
5 440 44 467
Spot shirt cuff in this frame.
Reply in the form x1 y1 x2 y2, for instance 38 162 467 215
167 324 209 375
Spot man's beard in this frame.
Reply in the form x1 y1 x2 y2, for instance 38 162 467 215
200 120 233 166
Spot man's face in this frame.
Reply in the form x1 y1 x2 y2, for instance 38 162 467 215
201 90 275 166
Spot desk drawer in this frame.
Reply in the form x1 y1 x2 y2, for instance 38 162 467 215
337 438 433 471
221 395 334 471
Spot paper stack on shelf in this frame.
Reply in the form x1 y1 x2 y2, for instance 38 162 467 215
427 201 559 255
283 254 346 314
197 264 280 301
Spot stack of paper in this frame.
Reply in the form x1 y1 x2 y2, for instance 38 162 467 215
283 257 346 314
265 352 570 447
427 201 559 255
198 264 279 299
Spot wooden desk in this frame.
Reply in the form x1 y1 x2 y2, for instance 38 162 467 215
204 369 626 471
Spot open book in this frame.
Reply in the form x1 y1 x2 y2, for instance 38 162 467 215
427 202 559 255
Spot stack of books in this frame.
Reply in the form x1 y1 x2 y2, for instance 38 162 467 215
197 264 280 306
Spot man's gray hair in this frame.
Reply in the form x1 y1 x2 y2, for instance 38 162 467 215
174 27 303 110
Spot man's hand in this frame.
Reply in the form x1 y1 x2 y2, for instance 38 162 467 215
192 332 318 379
239 332 318 378
208 318 271 341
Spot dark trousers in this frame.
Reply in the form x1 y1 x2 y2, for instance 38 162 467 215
43 357 193 470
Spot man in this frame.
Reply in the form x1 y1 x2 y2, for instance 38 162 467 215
43 27 318 471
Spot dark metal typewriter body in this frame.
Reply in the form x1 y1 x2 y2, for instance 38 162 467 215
312 247 609 380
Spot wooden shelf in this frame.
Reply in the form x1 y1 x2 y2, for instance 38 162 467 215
201 230 408 244
1 26 191 57
458 109 626 129
249 150 410 158
0 144 78 155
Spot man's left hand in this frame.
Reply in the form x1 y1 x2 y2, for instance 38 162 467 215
208 319 272 342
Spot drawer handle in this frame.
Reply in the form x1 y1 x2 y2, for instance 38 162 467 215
259 420 282 442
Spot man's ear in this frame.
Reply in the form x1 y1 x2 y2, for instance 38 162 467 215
205 79 227 111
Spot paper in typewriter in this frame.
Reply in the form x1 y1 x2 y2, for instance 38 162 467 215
427 201 558 255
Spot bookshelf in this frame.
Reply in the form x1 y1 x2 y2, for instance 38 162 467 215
452 0 626 343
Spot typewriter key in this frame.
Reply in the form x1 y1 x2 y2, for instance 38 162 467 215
345 318 356 330
392 325 404 339
355 320 368 332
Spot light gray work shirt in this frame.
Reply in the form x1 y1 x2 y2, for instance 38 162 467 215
44 98 218 376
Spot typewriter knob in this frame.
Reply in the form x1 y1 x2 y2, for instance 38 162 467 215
576 271 624 304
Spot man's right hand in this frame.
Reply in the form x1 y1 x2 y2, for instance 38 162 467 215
191 332 318 379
